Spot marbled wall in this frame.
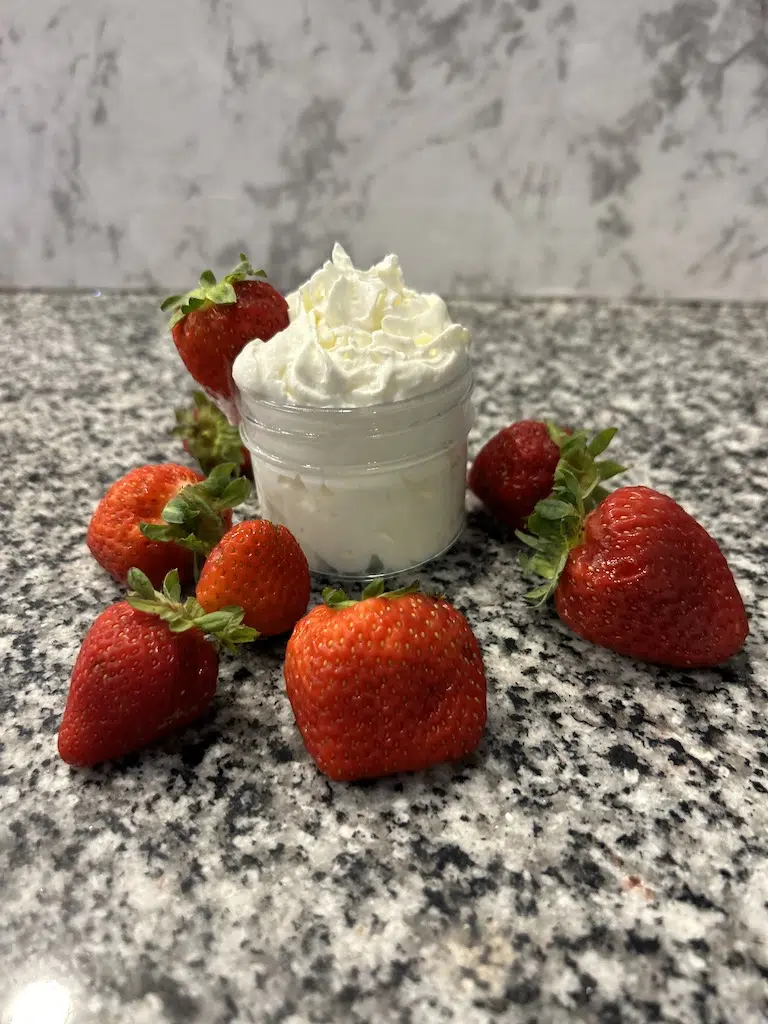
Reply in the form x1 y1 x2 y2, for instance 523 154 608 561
3 0 768 297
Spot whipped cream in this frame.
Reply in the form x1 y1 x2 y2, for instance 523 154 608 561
232 243 470 407
235 244 474 576
254 449 468 577
239 372 475 576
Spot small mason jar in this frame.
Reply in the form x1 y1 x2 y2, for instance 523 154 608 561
235 366 474 579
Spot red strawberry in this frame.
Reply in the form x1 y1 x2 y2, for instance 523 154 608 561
161 255 289 407
284 582 487 781
58 568 257 766
469 420 570 529
518 432 748 668
174 391 252 478
87 462 250 587
196 520 310 636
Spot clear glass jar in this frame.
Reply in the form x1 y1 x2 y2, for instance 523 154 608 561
236 368 474 579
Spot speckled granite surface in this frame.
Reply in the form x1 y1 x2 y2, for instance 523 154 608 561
1 294 766 1024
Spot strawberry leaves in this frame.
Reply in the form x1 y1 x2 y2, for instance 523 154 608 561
323 579 421 610
225 255 266 285
139 462 250 559
161 254 267 328
516 425 627 606
127 568 259 651
174 391 246 475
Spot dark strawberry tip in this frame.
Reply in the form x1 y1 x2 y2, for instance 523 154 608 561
516 424 626 605
161 254 267 329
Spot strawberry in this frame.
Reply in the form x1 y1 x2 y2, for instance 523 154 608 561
161 255 289 408
58 568 257 766
284 581 487 781
196 520 310 636
174 391 252 478
518 430 748 668
87 462 250 587
469 419 573 530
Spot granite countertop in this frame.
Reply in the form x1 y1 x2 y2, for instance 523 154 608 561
1 293 767 1024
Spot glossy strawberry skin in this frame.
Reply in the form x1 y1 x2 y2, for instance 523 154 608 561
171 279 289 403
284 594 487 781
87 464 232 587
196 520 310 637
555 486 749 668
58 603 218 766
469 420 563 530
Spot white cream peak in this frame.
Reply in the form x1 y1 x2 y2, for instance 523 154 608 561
232 243 470 407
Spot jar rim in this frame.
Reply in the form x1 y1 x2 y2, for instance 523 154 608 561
236 364 473 422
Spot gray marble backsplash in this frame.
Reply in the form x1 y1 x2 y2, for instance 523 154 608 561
3 0 768 298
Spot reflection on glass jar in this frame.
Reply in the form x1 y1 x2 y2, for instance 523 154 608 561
237 369 474 579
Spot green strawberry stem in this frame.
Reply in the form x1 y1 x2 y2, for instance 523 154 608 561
139 462 250 564
323 579 421 609
174 391 246 476
516 424 627 607
126 567 259 651
160 254 267 329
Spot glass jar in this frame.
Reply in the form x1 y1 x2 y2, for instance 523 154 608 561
236 368 474 579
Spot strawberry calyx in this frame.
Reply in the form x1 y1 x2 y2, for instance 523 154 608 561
140 462 250 556
323 579 421 610
160 254 267 329
126 568 259 651
516 424 627 607
174 391 246 475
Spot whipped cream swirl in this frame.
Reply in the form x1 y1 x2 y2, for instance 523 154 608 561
232 243 470 407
